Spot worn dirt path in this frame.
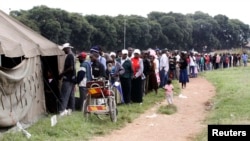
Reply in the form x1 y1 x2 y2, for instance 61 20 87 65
91 76 215 141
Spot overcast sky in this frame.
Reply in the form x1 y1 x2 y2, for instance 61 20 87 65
0 0 250 25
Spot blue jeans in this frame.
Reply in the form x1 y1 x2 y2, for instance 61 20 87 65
159 68 168 87
59 80 75 112
190 66 195 77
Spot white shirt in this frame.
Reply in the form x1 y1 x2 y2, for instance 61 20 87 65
159 53 169 72
176 54 180 62
189 56 196 66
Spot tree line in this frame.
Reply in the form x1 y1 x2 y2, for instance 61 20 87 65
10 5 250 52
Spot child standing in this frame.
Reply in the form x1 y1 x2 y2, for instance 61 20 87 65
164 80 174 105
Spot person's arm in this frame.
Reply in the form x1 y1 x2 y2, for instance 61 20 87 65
59 54 75 78
100 57 107 70
77 70 85 84
117 62 125 75
100 63 106 79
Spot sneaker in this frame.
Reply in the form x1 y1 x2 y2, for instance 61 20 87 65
67 109 72 115
59 109 68 116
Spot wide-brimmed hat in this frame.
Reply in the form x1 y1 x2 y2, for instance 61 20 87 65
60 43 73 50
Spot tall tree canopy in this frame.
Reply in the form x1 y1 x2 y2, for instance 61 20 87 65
10 6 250 52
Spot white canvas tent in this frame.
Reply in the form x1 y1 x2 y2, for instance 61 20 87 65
0 10 65 127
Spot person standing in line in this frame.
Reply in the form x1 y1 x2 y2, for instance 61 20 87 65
141 50 151 95
159 49 169 87
106 52 125 84
168 52 177 80
58 43 76 116
131 49 144 103
164 79 174 105
117 49 133 104
147 54 158 94
179 52 189 89
76 52 92 110
241 52 248 67
175 51 180 80
106 52 125 104
89 52 106 79
90 45 107 70
189 52 196 78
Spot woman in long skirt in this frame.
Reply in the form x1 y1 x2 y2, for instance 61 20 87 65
147 55 158 94
131 49 144 103
179 52 189 89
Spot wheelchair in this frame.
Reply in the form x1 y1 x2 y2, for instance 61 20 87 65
82 79 117 122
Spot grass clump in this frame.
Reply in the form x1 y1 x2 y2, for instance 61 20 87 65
158 104 177 115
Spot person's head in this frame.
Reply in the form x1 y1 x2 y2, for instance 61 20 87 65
47 70 53 79
61 43 73 54
149 55 155 62
109 52 116 61
141 50 149 59
121 49 128 59
133 49 141 58
190 52 194 57
181 51 186 58
106 58 114 72
167 79 172 85
116 50 122 58
90 52 99 62
128 47 134 57
90 45 100 57
77 52 87 63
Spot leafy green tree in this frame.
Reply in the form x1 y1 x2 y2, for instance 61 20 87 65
9 6 250 52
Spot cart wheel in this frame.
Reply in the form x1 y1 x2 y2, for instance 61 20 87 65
82 98 90 119
109 96 117 122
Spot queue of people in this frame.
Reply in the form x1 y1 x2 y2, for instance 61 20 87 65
44 42 248 116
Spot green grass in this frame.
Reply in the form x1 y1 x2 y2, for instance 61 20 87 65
0 80 180 141
158 104 177 115
193 66 250 141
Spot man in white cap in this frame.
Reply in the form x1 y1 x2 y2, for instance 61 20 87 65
117 49 133 104
58 43 76 116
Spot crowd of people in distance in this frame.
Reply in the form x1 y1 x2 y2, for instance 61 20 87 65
44 43 249 116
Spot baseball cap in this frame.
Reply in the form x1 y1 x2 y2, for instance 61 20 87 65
77 52 87 59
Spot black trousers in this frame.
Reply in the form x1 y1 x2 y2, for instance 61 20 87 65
120 77 131 104
131 77 143 103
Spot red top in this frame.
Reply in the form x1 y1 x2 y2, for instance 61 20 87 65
131 57 140 76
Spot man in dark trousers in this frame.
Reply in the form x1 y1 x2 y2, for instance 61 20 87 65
58 43 76 116
76 52 92 110
117 49 133 104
